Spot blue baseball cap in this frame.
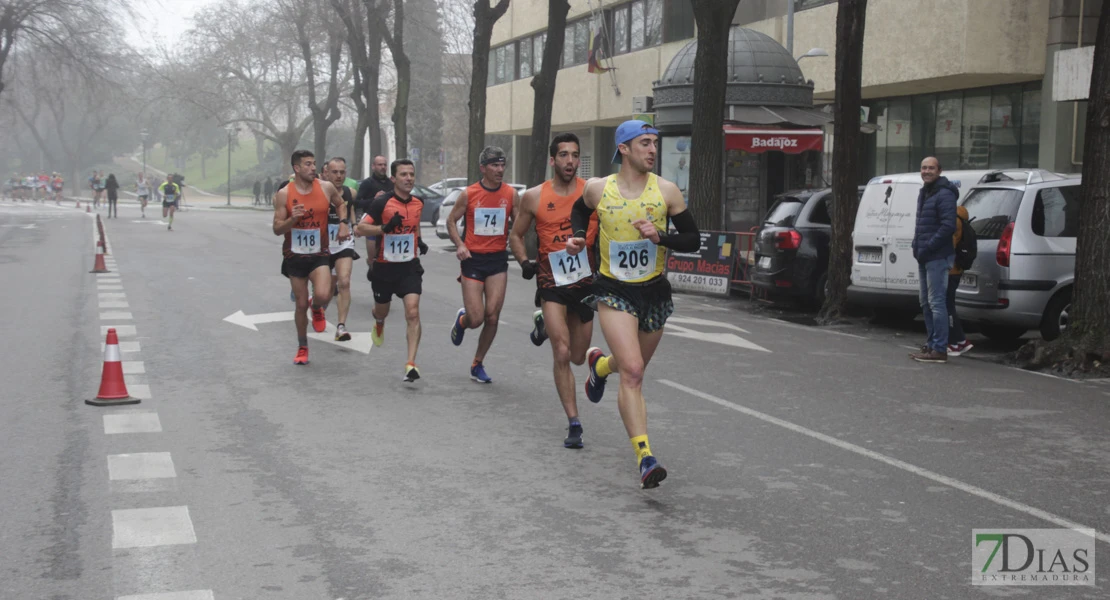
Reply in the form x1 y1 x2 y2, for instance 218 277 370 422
612 120 660 164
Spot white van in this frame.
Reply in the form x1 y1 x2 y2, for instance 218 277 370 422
847 170 992 312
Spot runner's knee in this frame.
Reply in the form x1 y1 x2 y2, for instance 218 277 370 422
620 360 645 388
337 276 351 292
405 305 420 322
551 339 571 365
483 310 499 328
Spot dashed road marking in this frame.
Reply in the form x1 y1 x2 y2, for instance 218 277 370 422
108 453 177 480
127 384 152 400
117 592 215 600
99 292 127 299
103 412 162 434
100 301 130 309
100 311 133 320
100 324 137 337
111 506 196 549
121 361 145 374
659 378 1110 545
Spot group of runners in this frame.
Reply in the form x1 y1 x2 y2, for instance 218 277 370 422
273 120 700 489
4 172 65 203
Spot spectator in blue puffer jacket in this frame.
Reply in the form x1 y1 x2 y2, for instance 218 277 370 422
910 156 958 364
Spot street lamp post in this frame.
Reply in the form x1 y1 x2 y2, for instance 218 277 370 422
140 128 149 180
225 124 238 206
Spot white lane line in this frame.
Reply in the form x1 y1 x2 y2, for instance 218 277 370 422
117 592 215 600
121 361 145 374
102 341 141 353
100 301 130 309
103 412 162 434
111 506 197 549
767 318 868 340
98 285 124 291
117 591 215 600
128 384 152 400
658 379 1110 545
107 453 177 480
100 311 133 320
101 325 137 337
99 293 127 299
1006 365 1082 384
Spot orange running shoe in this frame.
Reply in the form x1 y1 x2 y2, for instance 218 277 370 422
311 306 326 333
293 346 309 365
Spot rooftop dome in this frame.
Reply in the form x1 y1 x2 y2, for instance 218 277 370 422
653 26 814 113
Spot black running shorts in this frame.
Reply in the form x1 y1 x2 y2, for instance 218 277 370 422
535 285 595 323
281 255 330 279
371 266 423 305
585 275 674 333
459 251 509 283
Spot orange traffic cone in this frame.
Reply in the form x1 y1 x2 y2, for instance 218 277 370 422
86 204 91 213
90 247 109 273
86 329 139 406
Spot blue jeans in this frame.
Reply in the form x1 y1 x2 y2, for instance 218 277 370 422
918 256 954 353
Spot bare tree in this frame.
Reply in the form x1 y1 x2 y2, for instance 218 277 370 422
1023 2 1110 373
332 0 384 175
376 0 410 160
525 0 569 188
467 0 510 183
0 0 130 100
688 1 741 230
818 0 868 323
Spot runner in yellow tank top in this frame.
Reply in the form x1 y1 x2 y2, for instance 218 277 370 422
565 120 701 490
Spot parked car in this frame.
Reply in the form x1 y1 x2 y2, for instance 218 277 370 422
412 184 444 223
751 186 863 307
428 178 469 195
435 183 527 241
955 170 1080 341
847 169 995 313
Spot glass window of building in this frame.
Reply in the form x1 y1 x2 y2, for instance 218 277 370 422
1021 87 1041 168
519 38 532 79
533 33 546 74
574 19 590 64
885 98 912 173
663 0 695 43
563 23 575 66
911 95 936 167
630 1 645 51
934 93 962 169
644 0 663 47
488 52 496 86
613 6 630 54
990 86 1022 168
960 90 990 169
872 100 888 175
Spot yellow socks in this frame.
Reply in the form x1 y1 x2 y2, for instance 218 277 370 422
596 355 613 378
631 435 652 462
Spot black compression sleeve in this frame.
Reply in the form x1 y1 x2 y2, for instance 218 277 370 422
570 196 594 238
657 210 700 252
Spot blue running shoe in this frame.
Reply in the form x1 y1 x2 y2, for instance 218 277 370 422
639 456 667 489
470 362 492 384
564 422 584 449
450 308 467 346
585 347 608 403
529 309 547 346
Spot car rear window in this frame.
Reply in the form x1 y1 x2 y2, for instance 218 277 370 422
764 198 805 227
961 188 1023 240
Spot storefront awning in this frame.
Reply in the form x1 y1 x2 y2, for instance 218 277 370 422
727 105 833 127
723 127 824 154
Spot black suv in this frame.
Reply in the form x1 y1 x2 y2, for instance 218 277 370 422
752 187 862 307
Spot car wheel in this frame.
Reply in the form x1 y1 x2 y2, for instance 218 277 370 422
1039 290 1071 341
980 324 1027 342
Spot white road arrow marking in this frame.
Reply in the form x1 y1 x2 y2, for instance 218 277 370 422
223 310 295 331
22 223 37 229
668 315 750 334
665 323 771 352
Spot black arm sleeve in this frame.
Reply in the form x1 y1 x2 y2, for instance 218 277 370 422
570 196 594 238
366 195 389 225
657 210 700 252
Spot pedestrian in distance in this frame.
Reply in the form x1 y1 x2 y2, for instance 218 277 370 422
910 157 959 364
253 180 262 206
264 177 274 205
354 155 394 221
105 174 120 218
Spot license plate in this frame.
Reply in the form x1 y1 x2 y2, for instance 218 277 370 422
858 250 882 264
960 273 977 289
758 256 771 269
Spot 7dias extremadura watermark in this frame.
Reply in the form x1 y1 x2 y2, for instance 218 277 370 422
972 529 1095 586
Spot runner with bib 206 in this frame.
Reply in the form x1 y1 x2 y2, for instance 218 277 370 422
273 149 350 366
565 120 700 489
322 157 361 342
356 159 429 383
446 146 519 384
509 133 598 449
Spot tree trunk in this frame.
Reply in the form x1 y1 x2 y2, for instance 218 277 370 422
818 0 868 324
1022 1 1110 371
689 1 740 231
468 0 511 183
382 0 410 159
525 0 569 187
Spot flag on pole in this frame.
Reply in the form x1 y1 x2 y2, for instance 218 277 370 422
587 29 610 74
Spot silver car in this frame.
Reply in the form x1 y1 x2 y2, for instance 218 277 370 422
955 171 1081 341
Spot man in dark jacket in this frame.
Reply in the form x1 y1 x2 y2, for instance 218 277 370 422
910 157 958 364
354 155 393 219
263 177 274 203
253 180 262 205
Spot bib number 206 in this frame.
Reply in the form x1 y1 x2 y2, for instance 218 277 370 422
617 248 651 270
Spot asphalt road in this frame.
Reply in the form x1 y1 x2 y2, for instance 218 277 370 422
3 198 1109 599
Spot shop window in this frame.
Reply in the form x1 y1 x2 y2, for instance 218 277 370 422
934 93 962 170
663 0 694 43
1021 87 1041 168
911 95 936 168
1032 186 1081 238
989 86 1022 169
519 38 532 79
871 100 887 175
960 90 990 169
885 98 911 173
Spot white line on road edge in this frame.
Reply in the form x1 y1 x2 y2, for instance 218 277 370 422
117 591 215 600
658 378 1110 545
768 318 868 340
